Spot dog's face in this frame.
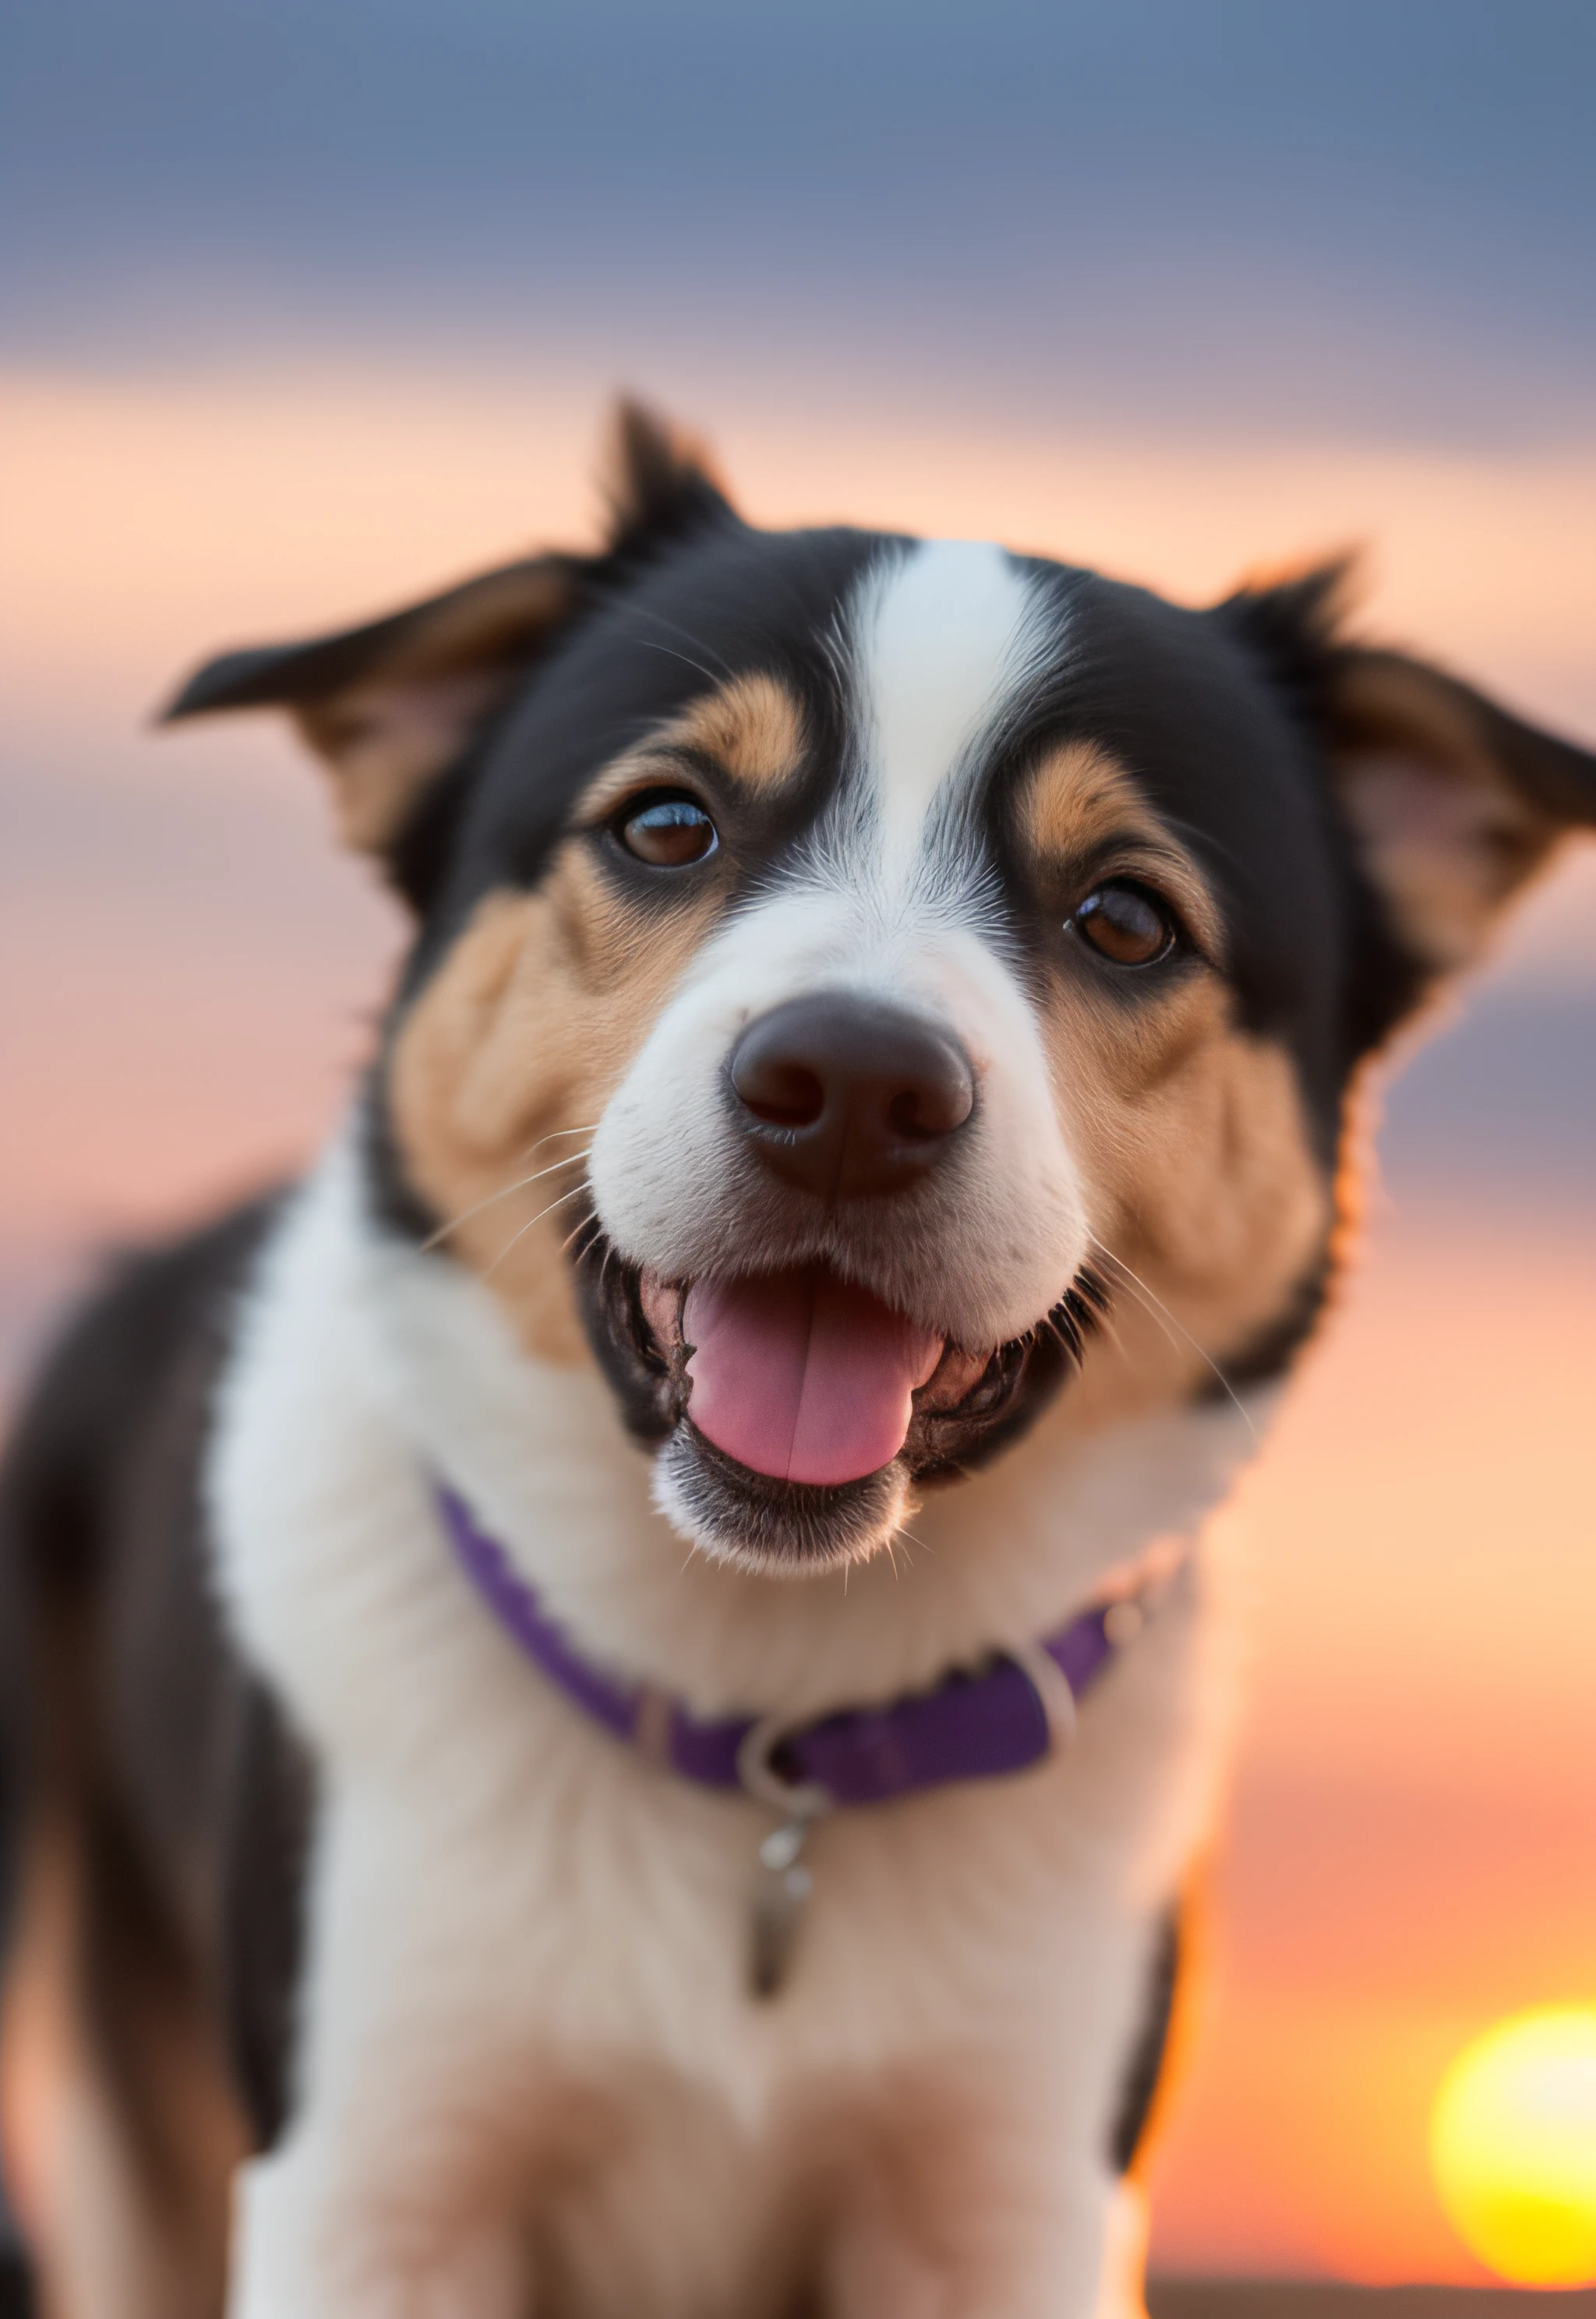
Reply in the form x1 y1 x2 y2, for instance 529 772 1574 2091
169 407 1596 1575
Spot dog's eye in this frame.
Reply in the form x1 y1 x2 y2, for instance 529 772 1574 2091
1071 882 1178 968
615 793 719 868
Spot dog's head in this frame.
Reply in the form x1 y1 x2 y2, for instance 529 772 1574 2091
168 405 1596 1574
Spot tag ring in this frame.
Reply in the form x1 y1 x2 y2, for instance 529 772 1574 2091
1005 1640 1078 1749
736 1715 833 1818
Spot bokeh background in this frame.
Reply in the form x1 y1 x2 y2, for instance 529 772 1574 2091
2 0 1593 2285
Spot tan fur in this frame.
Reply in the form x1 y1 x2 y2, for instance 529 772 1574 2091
0 1823 78 2300
389 859 723 1364
50 418 1591 2317
0 1820 248 2319
1017 743 1330 1416
365 562 575 684
669 671 807 794
576 672 808 825
293 559 577 853
393 713 1330 1388
295 672 507 852
1061 978 1329 1410
1019 741 1225 965
1331 653 1559 972
387 672 807 1361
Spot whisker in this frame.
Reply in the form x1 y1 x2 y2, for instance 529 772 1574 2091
420 1148 594 1254
561 1212 602 1258
1087 1250 1181 1356
891 1521 927 1576
633 637 729 690
482 1183 591 1278
1036 1264 1111 1369
616 602 735 681
1087 1235 1257 1440
1086 1247 1189 1370
1075 1291 1132 1368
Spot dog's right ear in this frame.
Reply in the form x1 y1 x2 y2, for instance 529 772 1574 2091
161 398 740 864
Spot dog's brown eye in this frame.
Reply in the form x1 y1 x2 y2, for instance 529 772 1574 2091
1072 882 1177 968
616 793 719 868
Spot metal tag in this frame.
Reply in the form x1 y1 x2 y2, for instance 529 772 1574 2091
748 1819 814 2000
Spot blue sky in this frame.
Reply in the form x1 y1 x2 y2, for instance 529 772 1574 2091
5 0 1594 443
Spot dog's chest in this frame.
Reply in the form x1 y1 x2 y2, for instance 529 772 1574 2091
206 1141 1248 2197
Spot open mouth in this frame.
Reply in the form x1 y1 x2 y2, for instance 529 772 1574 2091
573 1232 1106 1571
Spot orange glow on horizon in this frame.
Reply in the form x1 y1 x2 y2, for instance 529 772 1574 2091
1148 1218 1596 2284
3 359 1595 2284
3 362 1594 732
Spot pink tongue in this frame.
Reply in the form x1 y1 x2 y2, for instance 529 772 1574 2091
683 1270 943 1486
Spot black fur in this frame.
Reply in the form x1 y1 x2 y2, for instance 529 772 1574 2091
164 424 1592 1362
0 1193 309 2197
217 1676 313 2148
1110 1905 1181 2173
350 523 1524 1279
10 408 1596 2297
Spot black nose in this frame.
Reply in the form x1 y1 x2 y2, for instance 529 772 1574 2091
728 995 975 1200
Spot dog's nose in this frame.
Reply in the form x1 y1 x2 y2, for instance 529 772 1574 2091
728 995 975 1199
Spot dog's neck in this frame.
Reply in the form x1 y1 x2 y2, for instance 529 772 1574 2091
318 1128 1266 1724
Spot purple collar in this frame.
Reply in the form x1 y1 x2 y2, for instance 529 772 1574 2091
436 1483 1170 1815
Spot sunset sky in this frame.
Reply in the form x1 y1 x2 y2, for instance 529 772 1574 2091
2 2 1594 2282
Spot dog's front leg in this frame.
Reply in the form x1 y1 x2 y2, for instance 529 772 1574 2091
814 2086 1129 2319
221 1778 546 2319
227 2127 528 2319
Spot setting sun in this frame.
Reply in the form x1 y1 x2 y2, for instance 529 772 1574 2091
1430 2007 1596 2287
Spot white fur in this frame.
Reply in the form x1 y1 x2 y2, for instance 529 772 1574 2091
589 892 1086 1355
208 538 1263 2315
852 539 1050 877
210 1135 1262 2318
590 542 1082 1382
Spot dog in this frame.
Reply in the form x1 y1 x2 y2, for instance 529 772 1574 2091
2 404 1592 2318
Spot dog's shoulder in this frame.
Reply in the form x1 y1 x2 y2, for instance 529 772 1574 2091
0 1189 312 2145
1 1195 284 1563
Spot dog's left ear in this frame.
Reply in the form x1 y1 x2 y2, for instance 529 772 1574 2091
1223 563 1596 981
160 401 737 863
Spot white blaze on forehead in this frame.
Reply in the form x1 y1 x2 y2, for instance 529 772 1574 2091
853 538 1046 865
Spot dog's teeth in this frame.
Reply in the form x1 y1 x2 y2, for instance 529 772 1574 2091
915 1343 993 1411
637 1269 683 1351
